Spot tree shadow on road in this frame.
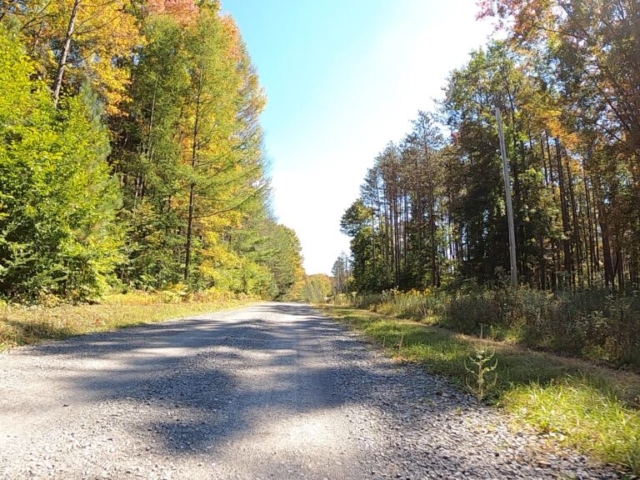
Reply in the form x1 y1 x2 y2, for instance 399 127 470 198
7 303 495 478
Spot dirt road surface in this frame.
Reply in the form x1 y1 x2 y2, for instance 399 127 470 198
0 303 619 479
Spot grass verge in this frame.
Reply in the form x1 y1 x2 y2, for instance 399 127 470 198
321 304 640 475
0 293 253 351
341 288 640 369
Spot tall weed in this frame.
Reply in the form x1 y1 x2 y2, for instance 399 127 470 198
339 287 640 369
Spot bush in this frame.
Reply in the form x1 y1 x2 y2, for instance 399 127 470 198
335 287 640 369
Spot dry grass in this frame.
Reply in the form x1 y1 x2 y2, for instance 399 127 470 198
0 292 253 350
345 288 640 369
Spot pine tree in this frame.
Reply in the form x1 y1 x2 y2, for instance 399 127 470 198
0 27 122 300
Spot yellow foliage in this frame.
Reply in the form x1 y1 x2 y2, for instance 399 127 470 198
12 0 142 115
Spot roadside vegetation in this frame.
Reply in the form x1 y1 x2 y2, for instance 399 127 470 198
334 287 640 370
0 2 303 307
0 289 254 351
322 299 640 474
328 2 640 472
285 274 333 303
0 3 304 352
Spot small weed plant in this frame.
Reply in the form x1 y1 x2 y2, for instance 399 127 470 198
322 304 640 474
465 347 498 402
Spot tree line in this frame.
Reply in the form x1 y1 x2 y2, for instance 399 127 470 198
0 0 303 302
337 0 640 293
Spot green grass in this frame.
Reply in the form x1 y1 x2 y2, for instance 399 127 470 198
347 288 640 369
321 305 640 475
0 292 253 350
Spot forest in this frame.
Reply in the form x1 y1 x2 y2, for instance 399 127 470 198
1 2 638 473
334 0 640 367
0 0 303 303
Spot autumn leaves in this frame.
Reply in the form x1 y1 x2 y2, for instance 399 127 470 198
0 1 303 301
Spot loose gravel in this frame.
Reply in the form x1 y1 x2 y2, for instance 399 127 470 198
0 303 621 479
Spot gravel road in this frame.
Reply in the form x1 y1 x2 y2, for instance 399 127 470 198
0 303 621 479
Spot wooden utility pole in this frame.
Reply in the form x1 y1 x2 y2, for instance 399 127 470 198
496 108 518 287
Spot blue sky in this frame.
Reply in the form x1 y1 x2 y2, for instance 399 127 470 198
222 0 494 275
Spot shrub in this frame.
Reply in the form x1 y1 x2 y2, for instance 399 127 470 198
335 286 640 369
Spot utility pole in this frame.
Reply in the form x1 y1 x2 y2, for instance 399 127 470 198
495 108 518 288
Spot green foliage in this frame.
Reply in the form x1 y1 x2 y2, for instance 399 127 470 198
338 114 449 293
331 252 352 295
112 14 191 289
340 199 393 292
443 45 521 283
343 286 640 370
0 6 301 303
340 25 640 295
286 274 332 303
465 348 498 402
443 287 640 369
503 381 640 473
0 28 122 301
361 289 444 319
323 305 640 474
264 223 304 298
109 9 299 299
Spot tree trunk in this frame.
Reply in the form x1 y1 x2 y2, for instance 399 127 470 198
538 235 546 290
544 134 559 289
583 172 597 286
429 191 438 287
53 0 80 107
184 69 203 281
566 159 582 286
598 203 615 288
184 183 196 281
555 139 573 288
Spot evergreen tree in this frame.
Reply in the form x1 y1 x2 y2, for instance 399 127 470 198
0 27 122 300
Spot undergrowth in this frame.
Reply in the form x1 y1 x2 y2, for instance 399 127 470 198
322 305 640 475
341 287 640 370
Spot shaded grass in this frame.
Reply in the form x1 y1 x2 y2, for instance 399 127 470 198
321 305 640 474
0 293 253 350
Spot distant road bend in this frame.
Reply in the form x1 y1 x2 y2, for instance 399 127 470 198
0 303 619 479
